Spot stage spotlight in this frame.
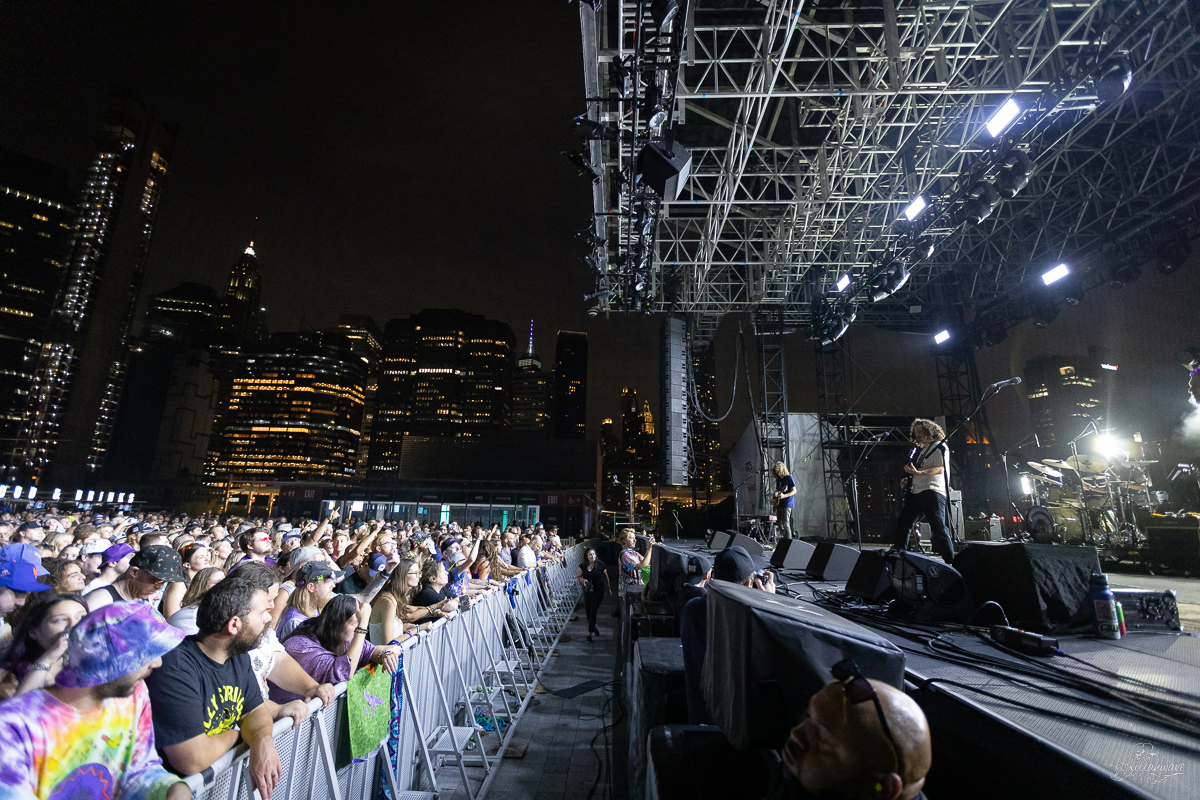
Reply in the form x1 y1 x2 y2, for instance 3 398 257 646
934 329 951 345
816 306 857 346
1032 298 1059 328
574 115 619 141
868 258 909 302
902 196 928 222
566 150 601 183
643 84 668 128
609 57 633 98
1155 231 1191 275
651 0 680 28
995 150 1032 198
962 182 1000 225
986 98 1021 137
1095 52 1133 104
1042 263 1069 285
835 274 850 292
1062 279 1084 306
982 324 1007 347
1109 260 1141 289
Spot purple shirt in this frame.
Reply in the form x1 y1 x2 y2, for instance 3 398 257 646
271 633 375 704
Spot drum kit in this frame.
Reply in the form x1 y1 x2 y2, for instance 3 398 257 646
1017 453 1159 546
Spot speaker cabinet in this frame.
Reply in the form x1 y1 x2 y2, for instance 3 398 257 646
638 141 692 201
729 533 764 557
805 542 860 581
845 550 895 602
1144 516 1200 568
708 531 734 550
770 539 816 571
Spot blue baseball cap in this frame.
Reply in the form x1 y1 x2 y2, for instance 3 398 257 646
0 559 50 592
367 554 388 576
0 542 48 576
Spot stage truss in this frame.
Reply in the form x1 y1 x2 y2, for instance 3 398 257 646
576 0 1200 346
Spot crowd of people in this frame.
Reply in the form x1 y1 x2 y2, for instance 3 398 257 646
0 506 567 800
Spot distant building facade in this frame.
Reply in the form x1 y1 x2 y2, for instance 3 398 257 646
551 331 587 439
23 101 174 486
370 309 515 479
1024 346 1115 448
512 321 549 433
0 148 74 482
690 345 727 491
211 331 367 483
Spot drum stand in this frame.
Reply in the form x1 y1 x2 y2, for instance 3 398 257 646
1066 422 1101 544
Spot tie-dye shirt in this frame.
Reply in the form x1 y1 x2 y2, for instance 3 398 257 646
0 682 181 800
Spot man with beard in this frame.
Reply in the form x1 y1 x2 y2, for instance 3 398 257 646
769 663 932 800
145 578 281 796
0 602 191 800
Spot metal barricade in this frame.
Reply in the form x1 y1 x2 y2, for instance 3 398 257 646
184 544 585 800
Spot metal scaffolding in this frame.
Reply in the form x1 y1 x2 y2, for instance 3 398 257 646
576 0 1200 344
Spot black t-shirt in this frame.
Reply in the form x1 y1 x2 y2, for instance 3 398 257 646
580 562 607 593
144 636 264 753
412 585 455 607
337 570 369 595
763 764 927 800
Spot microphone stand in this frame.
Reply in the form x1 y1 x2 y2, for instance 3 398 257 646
1002 433 1039 535
1066 420 1101 543
942 384 1005 545
733 473 757 535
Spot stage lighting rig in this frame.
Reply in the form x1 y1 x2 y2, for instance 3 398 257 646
1107 251 1141 289
934 330 951 345
650 0 679 29
1041 263 1069 285
986 98 1021 137
1154 230 1191 275
609 56 633 98
810 297 857 346
868 258 911 302
1032 297 1060 328
565 150 600 183
962 182 1001 225
1095 52 1134 104
902 196 928 222
995 151 1033 199
574 115 619 141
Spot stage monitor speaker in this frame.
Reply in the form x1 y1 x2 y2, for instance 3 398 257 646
770 539 816 571
889 551 966 607
845 550 895 603
728 533 764 557
661 317 688 486
708 531 733 550
1144 516 1200 568
638 141 692 201
953 543 1100 632
805 542 860 581
703 581 906 750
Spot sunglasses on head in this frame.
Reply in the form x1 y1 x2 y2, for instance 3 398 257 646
830 659 904 778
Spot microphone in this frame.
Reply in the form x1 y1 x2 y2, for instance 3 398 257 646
990 376 1022 389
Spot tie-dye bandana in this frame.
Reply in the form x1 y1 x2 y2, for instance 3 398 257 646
0 682 181 800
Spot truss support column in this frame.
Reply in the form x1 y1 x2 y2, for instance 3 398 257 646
933 336 994 514
816 342 852 542
756 311 790 515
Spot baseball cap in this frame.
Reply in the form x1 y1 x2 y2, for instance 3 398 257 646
713 546 755 584
82 540 109 556
683 554 713 585
277 523 294 532
17 520 43 534
367 553 388 576
129 545 188 583
0 559 50 592
447 550 467 567
282 530 302 541
284 546 324 579
55 602 185 689
102 543 136 566
1 542 48 576
92 514 107 523
296 560 337 587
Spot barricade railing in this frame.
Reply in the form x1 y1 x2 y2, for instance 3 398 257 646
184 544 585 800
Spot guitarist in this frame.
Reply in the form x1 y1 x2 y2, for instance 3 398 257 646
771 461 797 540
892 419 955 562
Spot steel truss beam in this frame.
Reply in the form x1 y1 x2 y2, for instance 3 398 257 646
578 0 1200 343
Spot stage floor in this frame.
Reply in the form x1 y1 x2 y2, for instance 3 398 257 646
664 537 1200 800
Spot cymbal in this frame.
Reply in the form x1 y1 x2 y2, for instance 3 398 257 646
1026 461 1063 479
1042 458 1076 471
1067 454 1109 474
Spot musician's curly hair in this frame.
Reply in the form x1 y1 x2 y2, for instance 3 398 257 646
911 418 945 440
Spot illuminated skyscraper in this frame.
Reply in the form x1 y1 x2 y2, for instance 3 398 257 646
212 331 367 483
214 244 264 353
0 148 74 481
370 309 515 479
1023 346 1115 448
551 331 588 440
23 100 174 486
512 320 550 432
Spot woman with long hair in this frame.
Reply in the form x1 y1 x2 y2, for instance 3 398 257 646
0 593 87 699
477 539 521 580
162 542 213 620
369 558 435 644
275 595 402 704
166 567 226 634
413 560 462 615
46 560 86 595
277 561 338 638
576 546 610 642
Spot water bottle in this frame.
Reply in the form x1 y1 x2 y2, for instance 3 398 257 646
1089 573 1121 640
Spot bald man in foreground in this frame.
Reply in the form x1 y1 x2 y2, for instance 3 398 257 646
769 660 932 800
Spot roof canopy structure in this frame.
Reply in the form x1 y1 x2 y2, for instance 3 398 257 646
575 0 1200 344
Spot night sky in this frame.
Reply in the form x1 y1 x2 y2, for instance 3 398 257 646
3 2 1198 466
